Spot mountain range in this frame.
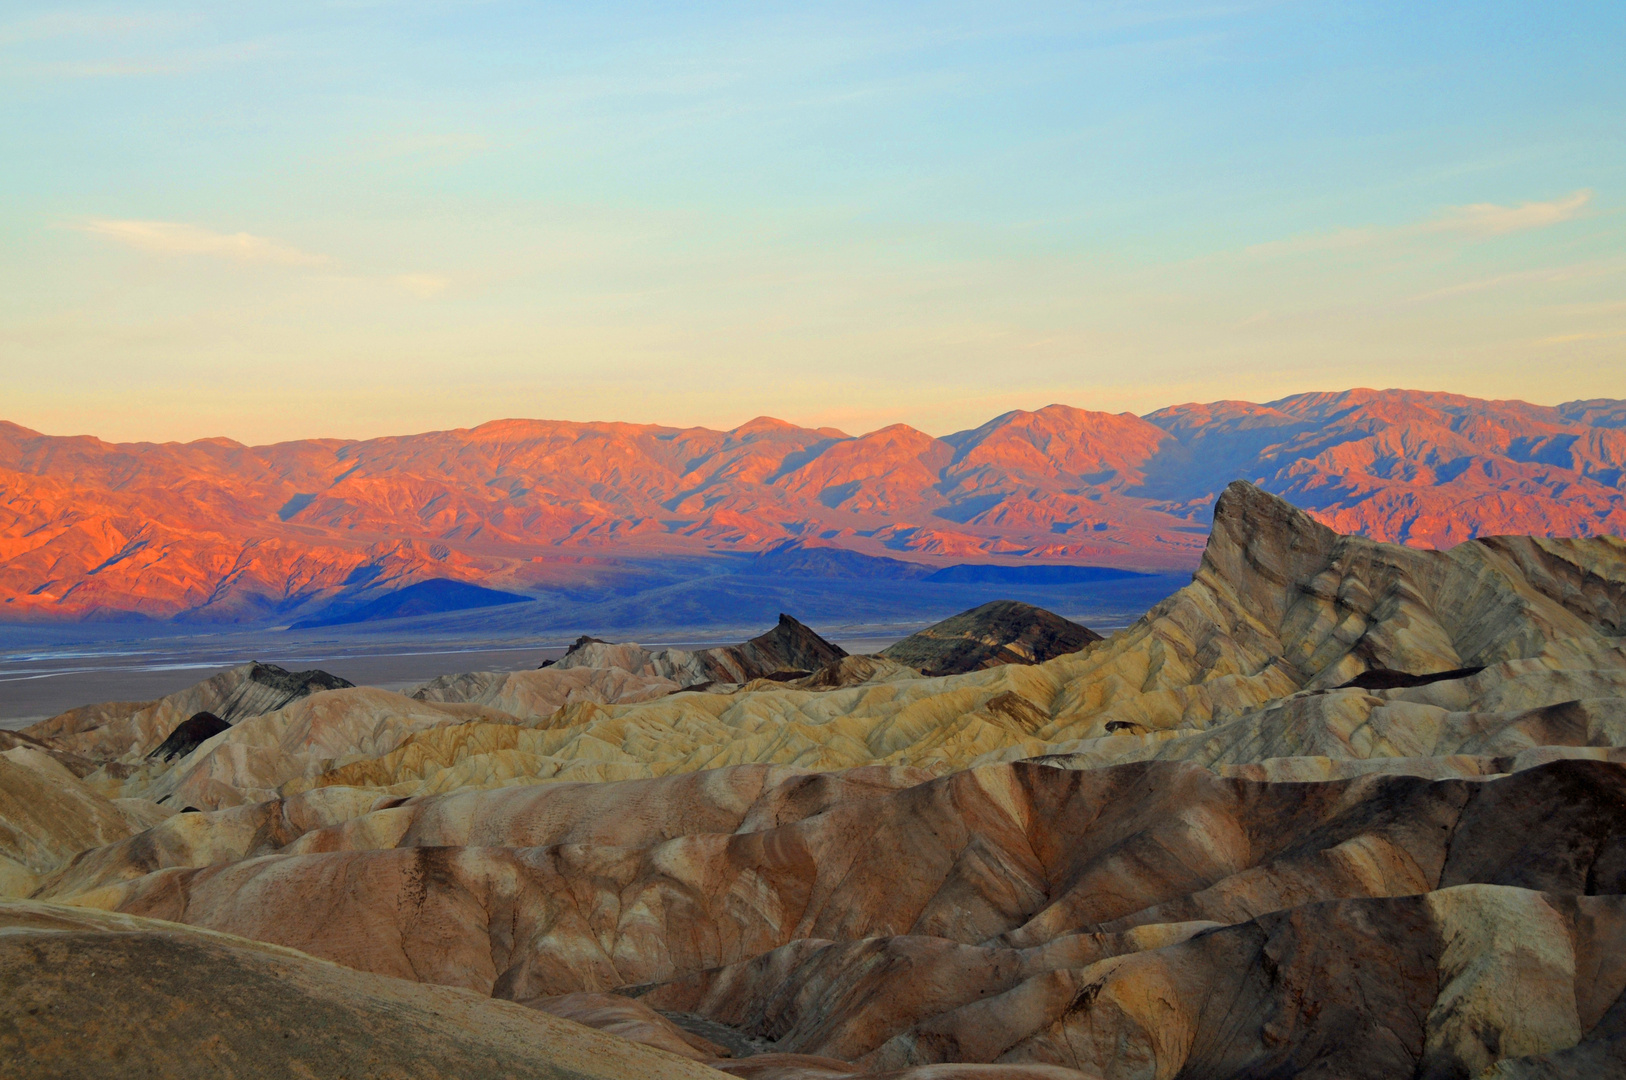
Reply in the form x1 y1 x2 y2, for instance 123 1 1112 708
3 387 1623 623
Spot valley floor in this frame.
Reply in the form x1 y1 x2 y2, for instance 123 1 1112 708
0 584 1171 724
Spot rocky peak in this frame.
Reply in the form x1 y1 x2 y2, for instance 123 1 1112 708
733 613 848 675
1188 480 1341 639
213 663 354 725
1148 480 1626 701
881 600 1101 676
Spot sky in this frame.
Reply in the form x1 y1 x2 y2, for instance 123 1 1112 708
1 1 1623 444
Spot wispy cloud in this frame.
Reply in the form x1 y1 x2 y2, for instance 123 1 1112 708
1425 189 1593 235
1245 189 1595 259
1538 328 1626 346
76 219 327 266
0 11 263 79
1409 267 1581 302
394 274 451 298
1405 256 1625 304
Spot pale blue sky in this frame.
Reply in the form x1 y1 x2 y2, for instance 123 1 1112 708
2 2 1622 442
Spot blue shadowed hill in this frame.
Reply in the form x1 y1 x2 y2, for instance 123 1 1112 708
289 580 533 629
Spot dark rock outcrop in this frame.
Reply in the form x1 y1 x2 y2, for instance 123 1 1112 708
542 637 611 668
146 711 231 762
1338 665 1486 691
713 614 848 683
220 663 354 720
880 600 1100 676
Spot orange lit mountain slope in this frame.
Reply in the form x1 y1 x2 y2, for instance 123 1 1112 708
1 389 1622 622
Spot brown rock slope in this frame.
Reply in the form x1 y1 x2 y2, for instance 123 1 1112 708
45 759 1626 1078
407 663 683 721
879 600 1100 676
0 749 169 896
89 686 532 810
0 900 732 1080
410 613 850 715
548 612 850 686
25 661 354 761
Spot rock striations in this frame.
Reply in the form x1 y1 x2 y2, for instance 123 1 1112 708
4 481 1626 1077
547 612 849 687
28 661 354 762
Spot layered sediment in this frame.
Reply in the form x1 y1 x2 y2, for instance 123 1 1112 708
7 480 1626 1078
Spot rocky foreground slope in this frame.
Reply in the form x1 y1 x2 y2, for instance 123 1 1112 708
4 388 1624 621
3 481 1626 1077
0 901 729 1080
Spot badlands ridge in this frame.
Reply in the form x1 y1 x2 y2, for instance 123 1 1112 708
2 482 1626 1077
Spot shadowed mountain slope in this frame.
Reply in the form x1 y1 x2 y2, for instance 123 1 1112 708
288 577 533 627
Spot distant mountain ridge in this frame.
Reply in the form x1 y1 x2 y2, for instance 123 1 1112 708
2 387 1623 622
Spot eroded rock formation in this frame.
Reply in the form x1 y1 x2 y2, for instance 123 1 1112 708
549 613 849 687
879 600 1100 676
7 480 1626 1077
27 661 354 762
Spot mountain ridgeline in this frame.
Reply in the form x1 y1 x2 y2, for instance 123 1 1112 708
2 387 1623 623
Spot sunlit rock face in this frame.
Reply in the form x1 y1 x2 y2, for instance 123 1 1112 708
4 388 1624 621
10 479 1626 1078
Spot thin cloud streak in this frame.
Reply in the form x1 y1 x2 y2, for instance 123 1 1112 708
1539 329 1626 345
75 219 328 266
1244 190 1595 259
1426 190 1594 235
